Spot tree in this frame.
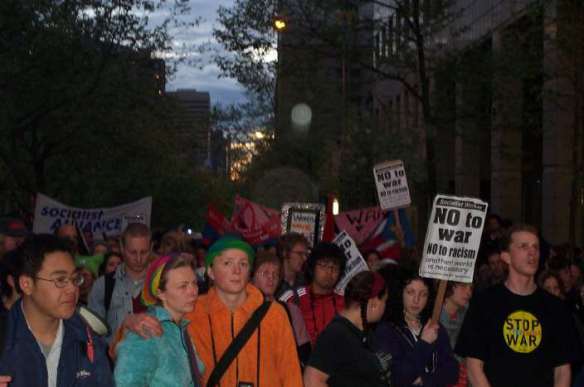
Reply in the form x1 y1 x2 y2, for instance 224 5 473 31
213 0 466 215
0 0 229 228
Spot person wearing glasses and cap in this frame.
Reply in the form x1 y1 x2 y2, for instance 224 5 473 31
0 234 113 387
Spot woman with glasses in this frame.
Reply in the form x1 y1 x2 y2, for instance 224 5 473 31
276 233 311 300
252 250 312 366
372 269 458 387
114 254 203 387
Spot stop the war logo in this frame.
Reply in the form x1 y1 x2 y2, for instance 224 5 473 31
503 310 542 353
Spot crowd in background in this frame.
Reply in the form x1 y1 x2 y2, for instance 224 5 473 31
0 213 583 386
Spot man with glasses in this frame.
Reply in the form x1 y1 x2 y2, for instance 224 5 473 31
281 242 346 346
0 234 113 387
276 233 310 301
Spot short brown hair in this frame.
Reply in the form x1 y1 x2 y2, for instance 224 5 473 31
159 254 195 293
159 230 192 255
445 281 472 298
276 233 309 260
499 224 538 252
252 250 282 277
121 223 151 247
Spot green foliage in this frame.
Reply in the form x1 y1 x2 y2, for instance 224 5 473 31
0 0 233 229
214 0 277 95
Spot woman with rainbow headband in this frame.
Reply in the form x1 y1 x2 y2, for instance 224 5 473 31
114 254 203 387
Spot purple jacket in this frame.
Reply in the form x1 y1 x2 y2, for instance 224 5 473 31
372 321 458 387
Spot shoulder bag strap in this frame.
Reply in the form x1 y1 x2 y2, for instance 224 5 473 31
206 301 271 387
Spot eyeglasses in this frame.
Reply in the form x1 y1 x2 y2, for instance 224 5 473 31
256 270 280 279
35 273 85 288
316 262 340 273
290 250 309 258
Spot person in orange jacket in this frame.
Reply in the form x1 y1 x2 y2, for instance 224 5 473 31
118 236 302 387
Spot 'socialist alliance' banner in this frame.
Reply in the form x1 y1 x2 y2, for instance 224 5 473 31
33 193 152 240
419 194 488 283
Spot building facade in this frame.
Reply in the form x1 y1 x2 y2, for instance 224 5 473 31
167 89 211 167
371 0 584 245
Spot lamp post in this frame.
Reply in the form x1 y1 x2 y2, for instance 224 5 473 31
273 12 287 139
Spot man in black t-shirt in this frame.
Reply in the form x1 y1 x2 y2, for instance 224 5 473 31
456 224 579 387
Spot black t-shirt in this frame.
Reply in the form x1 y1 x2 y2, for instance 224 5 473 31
308 315 391 387
456 284 580 387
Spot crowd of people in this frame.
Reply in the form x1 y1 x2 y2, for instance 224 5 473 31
0 213 583 387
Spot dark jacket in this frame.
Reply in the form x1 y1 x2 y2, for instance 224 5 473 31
372 321 458 387
0 299 113 387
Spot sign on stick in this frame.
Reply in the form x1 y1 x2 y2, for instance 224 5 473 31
281 203 325 247
333 231 368 293
373 160 411 210
419 195 488 283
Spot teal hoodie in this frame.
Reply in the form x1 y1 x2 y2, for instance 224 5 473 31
115 306 204 387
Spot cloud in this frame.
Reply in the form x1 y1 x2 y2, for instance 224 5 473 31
160 0 247 106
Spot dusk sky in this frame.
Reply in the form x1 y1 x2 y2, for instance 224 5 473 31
162 0 247 106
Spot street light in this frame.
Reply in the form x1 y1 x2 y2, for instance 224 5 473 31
273 15 287 32
273 12 287 138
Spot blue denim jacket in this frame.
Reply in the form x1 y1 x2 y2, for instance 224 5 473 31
114 306 203 387
0 299 113 387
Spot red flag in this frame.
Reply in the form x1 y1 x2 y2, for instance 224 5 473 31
230 195 281 245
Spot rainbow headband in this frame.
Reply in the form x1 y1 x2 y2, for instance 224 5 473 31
141 255 172 307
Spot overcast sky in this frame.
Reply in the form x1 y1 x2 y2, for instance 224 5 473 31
162 0 247 106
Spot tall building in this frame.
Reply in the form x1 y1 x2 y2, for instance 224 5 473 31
167 89 211 167
371 0 584 244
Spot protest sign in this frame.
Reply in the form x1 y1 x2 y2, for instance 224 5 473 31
334 231 368 293
33 193 152 241
281 203 325 247
419 194 488 283
373 160 411 210
334 206 385 245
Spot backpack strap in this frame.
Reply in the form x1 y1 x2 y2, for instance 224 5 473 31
104 271 116 314
206 301 271 387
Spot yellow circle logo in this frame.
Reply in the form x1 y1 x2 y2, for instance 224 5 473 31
502 310 542 353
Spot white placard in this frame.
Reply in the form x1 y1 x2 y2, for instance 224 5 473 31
334 231 369 293
281 202 325 247
373 160 411 210
33 193 152 239
419 194 488 283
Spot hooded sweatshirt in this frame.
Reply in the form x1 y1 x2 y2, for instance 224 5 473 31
187 284 302 387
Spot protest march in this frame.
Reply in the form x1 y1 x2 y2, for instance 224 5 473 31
0 161 583 387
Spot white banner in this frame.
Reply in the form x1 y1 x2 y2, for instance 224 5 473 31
373 160 411 210
334 231 369 293
419 194 488 283
33 193 152 240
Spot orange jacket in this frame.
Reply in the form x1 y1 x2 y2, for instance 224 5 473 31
187 284 302 387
